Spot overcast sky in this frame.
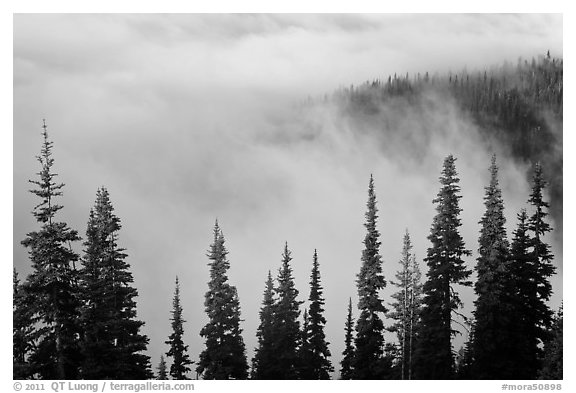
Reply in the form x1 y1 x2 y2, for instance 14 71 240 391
13 14 563 378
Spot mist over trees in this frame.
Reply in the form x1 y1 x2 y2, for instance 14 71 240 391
14 54 562 380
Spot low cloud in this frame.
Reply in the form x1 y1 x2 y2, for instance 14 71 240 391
13 14 562 377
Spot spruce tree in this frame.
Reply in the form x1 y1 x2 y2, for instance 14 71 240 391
166 276 193 379
251 271 276 379
269 243 303 379
340 298 355 379
157 355 168 380
353 175 388 379
389 230 422 380
300 250 333 379
197 221 249 379
20 121 82 379
472 155 515 379
78 187 152 379
13 269 35 379
414 155 472 379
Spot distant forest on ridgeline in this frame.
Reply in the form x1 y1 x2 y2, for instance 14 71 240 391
13 53 562 381
323 52 562 236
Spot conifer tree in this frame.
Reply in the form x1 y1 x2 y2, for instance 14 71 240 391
197 221 249 379
157 355 168 380
508 209 537 378
414 155 472 379
299 250 333 379
166 276 193 379
340 298 355 379
472 155 515 379
389 230 422 380
251 271 276 379
13 269 35 379
20 121 82 379
78 187 152 379
353 175 388 379
527 162 556 338
269 243 303 379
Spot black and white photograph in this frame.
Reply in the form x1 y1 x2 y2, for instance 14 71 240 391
12 12 564 384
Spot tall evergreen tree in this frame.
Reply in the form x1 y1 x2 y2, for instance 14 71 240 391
299 250 333 379
297 308 314 379
269 243 303 379
20 121 82 379
389 230 422 380
472 155 515 379
414 155 472 379
353 175 389 379
340 298 355 379
13 268 35 379
508 209 538 378
527 162 556 340
78 187 152 379
251 271 276 379
166 276 193 379
197 221 249 379
157 355 168 380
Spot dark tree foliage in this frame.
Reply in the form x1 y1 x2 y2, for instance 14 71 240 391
298 250 333 379
157 355 168 380
472 155 516 379
340 298 355 380
352 175 389 379
388 230 423 380
297 308 314 379
20 121 82 379
251 271 276 379
508 209 539 378
166 277 193 380
267 243 303 379
539 304 563 380
414 155 472 380
78 187 152 379
197 221 249 380
506 163 556 379
13 269 35 379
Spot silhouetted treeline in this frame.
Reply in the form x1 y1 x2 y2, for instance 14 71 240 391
14 54 562 380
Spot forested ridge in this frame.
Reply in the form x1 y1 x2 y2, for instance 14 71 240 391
14 54 562 380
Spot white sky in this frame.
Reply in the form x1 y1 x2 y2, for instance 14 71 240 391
9 11 567 382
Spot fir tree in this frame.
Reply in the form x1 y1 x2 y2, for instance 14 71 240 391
300 250 333 379
20 121 82 379
13 269 35 379
157 355 168 380
472 155 515 379
340 298 355 379
353 175 389 379
388 230 422 380
166 277 193 380
197 221 249 379
251 271 276 379
269 243 303 379
414 155 472 379
78 187 152 379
